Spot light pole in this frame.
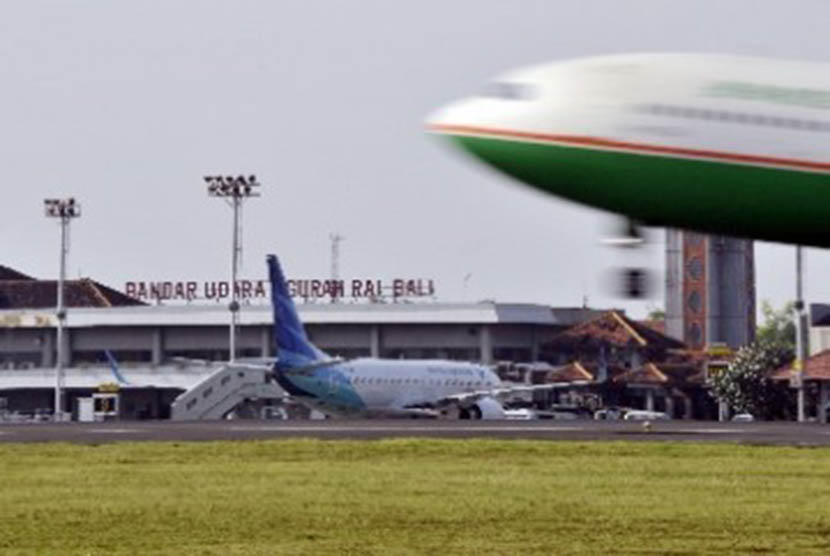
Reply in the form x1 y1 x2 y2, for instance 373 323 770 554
794 246 808 422
205 175 260 362
44 197 81 421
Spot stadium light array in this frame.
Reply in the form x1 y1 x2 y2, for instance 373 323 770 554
205 174 261 362
43 197 81 422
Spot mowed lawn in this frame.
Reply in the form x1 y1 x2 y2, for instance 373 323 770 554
1 439 830 554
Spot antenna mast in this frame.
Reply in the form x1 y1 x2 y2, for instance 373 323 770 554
330 233 344 303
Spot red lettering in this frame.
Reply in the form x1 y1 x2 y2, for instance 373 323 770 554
241 280 253 298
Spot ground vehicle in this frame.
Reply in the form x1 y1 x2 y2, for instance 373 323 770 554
623 410 671 421
594 407 625 420
731 413 755 422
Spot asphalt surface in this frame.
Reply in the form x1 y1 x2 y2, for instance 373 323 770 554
2 419 830 445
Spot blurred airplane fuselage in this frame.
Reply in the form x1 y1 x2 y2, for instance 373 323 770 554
428 53 830 247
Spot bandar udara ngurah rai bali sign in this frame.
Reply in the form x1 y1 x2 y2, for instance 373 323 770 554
124 277 436 304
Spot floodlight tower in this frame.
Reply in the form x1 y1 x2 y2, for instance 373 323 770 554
44 197 81 421
205 175 261 362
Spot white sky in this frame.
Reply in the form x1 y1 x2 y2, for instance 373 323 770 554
2 1 829 317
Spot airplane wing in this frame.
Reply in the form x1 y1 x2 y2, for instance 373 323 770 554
435 382 591 408
211 357 346 376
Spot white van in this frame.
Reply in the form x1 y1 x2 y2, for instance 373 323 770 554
623 410 671 421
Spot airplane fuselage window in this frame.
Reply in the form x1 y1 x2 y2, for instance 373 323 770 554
634 103 830 132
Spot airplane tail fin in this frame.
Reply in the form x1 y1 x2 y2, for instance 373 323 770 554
267 254 323 364
104 350 130 385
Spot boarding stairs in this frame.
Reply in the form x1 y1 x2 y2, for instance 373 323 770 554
170 362 285 420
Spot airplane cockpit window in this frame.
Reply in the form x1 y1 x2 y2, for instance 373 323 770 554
480 81 536 101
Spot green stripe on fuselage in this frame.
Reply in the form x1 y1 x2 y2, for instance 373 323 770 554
449 134 830 247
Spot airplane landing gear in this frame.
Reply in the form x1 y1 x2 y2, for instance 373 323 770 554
618 267 651 299
603 219 653 299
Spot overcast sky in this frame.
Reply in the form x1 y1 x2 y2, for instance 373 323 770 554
3 1 830 317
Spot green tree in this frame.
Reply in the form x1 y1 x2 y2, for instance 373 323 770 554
756 300 796 350
646 308 666 321
707 339 794 420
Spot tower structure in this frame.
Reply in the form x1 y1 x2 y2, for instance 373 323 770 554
665 230 755 350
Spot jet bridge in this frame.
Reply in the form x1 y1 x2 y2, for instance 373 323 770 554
170 363 285 421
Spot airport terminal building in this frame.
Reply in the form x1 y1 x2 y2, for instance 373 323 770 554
0 264 609 417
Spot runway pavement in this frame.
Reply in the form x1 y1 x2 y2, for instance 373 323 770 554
2 419 830 445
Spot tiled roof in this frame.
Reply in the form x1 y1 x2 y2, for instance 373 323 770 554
544 311 686 350
654 363 706 385
611 362 705 385
546 362 595 383
0 265 34 281
613 363 669 385
770 349 830 381
0 279 145 309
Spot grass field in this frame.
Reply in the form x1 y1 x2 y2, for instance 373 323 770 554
1 439 830 554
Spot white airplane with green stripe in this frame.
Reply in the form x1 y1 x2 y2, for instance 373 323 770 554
428 53 830 247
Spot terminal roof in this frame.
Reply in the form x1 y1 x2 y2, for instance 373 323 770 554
0 302 601 328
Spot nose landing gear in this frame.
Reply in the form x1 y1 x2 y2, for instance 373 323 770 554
601 219 646 248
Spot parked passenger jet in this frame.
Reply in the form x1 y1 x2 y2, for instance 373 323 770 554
267 255 556 418
427 53 830 247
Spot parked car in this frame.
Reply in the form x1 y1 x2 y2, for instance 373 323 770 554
731 413 755 422
594 407 625 420
503 408 540 420
623 410 671 421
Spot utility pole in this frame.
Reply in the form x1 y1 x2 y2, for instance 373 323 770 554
794 246 808 422
330 233 344 303
44 197 81 421
205 175 261 362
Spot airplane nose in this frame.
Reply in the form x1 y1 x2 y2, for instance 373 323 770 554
424 95 536 189
427 91 517 137
424 99 473 135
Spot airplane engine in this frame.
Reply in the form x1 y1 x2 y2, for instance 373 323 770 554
459 397 505 420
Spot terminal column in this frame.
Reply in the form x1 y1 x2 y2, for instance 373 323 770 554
530 326 540 362
664 393 674 418
260 326 271 358
479 326 493 365
41 330 54 368
59 328 71 368
151 328 164 366
369 325 381 358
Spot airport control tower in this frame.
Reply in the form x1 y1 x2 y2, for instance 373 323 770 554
665 231 756 350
